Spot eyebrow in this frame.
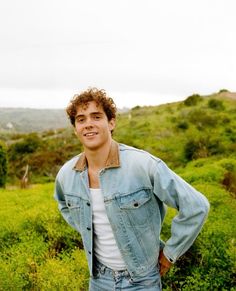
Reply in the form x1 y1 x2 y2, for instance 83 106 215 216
75 111 104 118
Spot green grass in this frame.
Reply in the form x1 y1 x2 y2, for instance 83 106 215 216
0 184 89 290
0 172 236 290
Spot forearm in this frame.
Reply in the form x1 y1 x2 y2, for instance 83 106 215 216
163 192 209 263
153 160 210 263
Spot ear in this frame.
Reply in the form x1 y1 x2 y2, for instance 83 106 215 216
108 118 116 132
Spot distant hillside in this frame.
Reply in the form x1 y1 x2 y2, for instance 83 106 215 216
0 108 69 133
2 89 235 184
0 107 130 134
0 90 235 133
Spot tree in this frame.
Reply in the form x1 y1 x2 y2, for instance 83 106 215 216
8 133 41 160
0 142 7 188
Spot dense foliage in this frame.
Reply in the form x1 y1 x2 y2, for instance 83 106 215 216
0 91 236 290
0 160 236 289
0 184 89 290
0 142 7 188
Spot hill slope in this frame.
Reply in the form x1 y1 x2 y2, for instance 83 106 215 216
0 108 69 133
1 90 236 183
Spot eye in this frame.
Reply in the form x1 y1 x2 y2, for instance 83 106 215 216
76 117 85 124
94 115 101 120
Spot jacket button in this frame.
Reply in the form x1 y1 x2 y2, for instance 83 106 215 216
87 202 90 206
87 227 91 231
133 202 139 207
68 203 71 207
88 251 91 254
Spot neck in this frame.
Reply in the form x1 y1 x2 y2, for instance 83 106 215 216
84 139 112 171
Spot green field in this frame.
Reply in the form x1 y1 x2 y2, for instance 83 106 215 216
0 169 236 290
0 183 89 290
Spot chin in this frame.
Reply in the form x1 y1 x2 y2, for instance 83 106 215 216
84 142 101 150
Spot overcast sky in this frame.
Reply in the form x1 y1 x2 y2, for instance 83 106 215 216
0 0 235 109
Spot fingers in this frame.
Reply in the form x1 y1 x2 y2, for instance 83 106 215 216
160 264 171 277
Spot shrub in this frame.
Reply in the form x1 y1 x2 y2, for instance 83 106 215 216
8 133 42 160
131 105 141 110
222 116 231 124
36 250 89 290
177 121 189 130
0 142 7 188
187 109 218 129
184 137 224 161
163 231 236 290
208 99 225 110
225 128 236 142
184 138 208 160
222 171 236 198
179 161 224 184
184 94 202 106
218 88 229 93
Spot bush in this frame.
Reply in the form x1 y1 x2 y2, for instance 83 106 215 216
184 137 224 161
179 161 224 185
184 138 208 160
184 94 202 106
218 88 229 93
0 184 89 290
177 121 189 130
36 250 89 290
224 128 236 143
187 109 218 129
222 171 236 198
0 142 7 188
8 133 42 160
163 231 236 290
1 171 236 290
208 99 225 110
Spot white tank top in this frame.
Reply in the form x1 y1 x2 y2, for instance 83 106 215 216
90 188 126 270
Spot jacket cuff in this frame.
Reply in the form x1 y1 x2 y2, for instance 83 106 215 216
163 248 176 264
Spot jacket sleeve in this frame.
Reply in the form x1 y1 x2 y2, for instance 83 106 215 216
151 158 210 263
54 175 80 232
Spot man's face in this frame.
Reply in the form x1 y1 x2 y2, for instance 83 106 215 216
74 101 115 151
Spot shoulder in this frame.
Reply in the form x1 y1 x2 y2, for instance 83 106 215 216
56 154 81 179
119 143 147 154
118 143 161 166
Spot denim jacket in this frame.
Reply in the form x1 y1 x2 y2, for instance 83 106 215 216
54 141 209 279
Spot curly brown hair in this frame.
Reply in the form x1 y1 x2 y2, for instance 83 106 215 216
66 87 117 126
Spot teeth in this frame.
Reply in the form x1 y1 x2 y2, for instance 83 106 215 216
85 132 96 136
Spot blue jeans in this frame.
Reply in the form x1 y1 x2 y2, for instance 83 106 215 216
89 260 162 291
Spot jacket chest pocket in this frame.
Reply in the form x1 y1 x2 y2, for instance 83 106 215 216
117 189 153 226
65 195 82 226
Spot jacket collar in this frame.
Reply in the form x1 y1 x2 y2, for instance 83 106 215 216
73 140 120 172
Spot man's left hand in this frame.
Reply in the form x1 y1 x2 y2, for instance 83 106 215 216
158 250 173 277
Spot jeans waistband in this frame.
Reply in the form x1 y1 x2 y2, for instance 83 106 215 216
94 260 129 278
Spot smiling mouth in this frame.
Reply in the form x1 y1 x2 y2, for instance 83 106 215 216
84 132 98 137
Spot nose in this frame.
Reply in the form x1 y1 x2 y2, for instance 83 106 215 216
84 117 94 129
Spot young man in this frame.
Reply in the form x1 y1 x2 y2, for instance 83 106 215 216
54 88 209 290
